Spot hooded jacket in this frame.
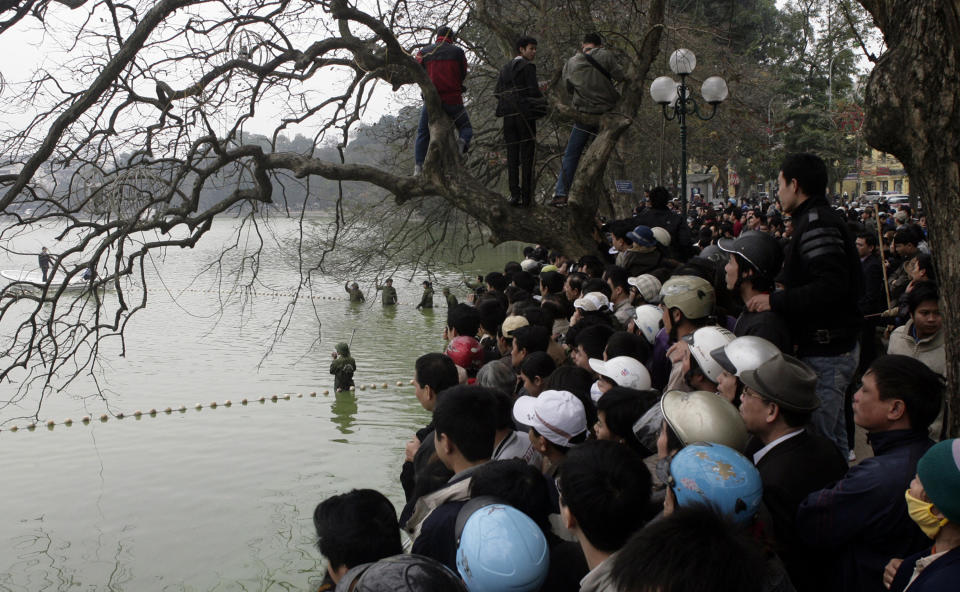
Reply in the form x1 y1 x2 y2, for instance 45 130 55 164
562 47 624 114
329 342 356 391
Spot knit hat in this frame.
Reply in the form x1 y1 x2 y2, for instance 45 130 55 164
917 438 960 523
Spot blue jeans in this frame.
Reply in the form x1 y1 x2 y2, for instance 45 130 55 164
414 104 472 166
554 123 597 197
803 343 860 458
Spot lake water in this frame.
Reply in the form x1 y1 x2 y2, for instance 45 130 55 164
0 215 516 591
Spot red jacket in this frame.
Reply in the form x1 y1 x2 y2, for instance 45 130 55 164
416 37 467 105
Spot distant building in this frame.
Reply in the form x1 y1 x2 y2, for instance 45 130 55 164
841 149 911 197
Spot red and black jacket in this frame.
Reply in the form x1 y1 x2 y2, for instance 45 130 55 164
416 37 467 105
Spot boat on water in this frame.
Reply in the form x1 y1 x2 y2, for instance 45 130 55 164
1 269 89 290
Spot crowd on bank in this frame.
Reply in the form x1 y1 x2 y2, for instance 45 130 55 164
316 150 956 592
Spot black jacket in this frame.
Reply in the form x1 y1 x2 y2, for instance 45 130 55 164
734 310 793 354
745 430 848 592
632 207 694 260
859 252 885 315
770 195 862 356
494 57 542 119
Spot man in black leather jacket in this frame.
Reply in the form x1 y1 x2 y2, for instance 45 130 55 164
746 153 862 459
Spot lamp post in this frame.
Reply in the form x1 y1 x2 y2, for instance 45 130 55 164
650 49 728 218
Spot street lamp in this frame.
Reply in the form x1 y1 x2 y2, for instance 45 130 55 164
650 48 728 218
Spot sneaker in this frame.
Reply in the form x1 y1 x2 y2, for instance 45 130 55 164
414 164 423 176
457 138 468 156
508 196 522 207
550 195 568 208
847 450 856 462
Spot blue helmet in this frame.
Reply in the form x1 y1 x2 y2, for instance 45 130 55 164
667 442 762 526
455 498 549 592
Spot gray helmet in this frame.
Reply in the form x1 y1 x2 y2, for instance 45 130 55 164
717 230 784 280
710 335 781 377
336 554 468 592
660 275 715 320
660 390 749 452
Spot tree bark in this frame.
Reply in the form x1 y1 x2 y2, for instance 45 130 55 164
858 0 960 437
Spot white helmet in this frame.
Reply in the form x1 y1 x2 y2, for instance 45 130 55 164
634 305 662 344
651 226 672 247
588 356 652 390
684 326 735 383
709 335 781 377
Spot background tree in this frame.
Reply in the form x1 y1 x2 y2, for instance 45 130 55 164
855 0 960 437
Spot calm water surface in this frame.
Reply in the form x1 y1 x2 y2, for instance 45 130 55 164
0 215 516 591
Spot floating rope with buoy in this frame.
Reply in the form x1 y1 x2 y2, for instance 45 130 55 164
0 380 417 434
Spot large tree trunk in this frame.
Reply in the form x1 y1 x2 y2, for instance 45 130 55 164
858 0 960 436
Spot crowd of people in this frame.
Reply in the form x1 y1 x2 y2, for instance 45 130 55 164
315 150 955 592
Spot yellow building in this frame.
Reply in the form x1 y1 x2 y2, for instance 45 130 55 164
840 149 911 197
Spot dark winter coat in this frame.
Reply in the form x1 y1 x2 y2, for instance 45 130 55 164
494 56 544 119
890 546 960 592
770 195 863 357
796 429 933 592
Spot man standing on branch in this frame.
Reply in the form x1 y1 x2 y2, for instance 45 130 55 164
414 25 471 176
495 36 545 208
551 33 624 208
747 153 862 459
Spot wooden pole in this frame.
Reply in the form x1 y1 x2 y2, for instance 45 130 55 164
875 209 893 311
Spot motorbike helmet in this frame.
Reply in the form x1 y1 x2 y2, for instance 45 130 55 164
684 326 735 383
445 336 483 372
667 442 763 526
455 497 549 592
589 356 652 390
697 244 727 267
660 390 748 452
336 554 468 592
717 230 784 281
710 335 781 377
633 304 663 344
659 276 715 320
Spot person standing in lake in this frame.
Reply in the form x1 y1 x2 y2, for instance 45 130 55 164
344 281 365 303
417 281 434 310
442 287 458 307
39 247 52 282
376 278 398 306
329 342 356 392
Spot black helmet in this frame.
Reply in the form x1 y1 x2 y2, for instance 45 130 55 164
697 244 727 267
336 554 468 592
717 231 784 280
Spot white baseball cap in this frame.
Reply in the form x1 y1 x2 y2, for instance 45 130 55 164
573 291 609 312
512 390 587 448
588 356 652 390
